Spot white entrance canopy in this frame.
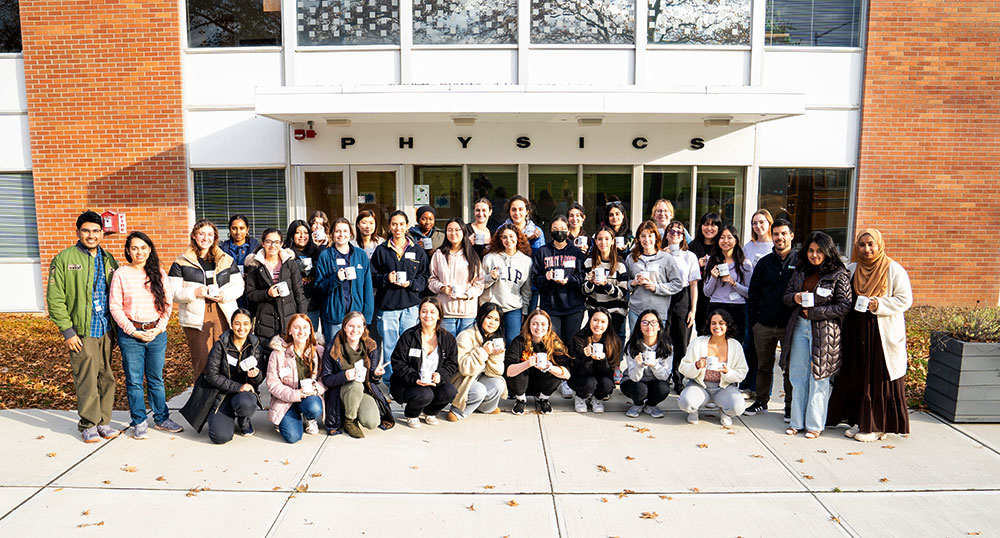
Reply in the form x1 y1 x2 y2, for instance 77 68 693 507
255 84 806 125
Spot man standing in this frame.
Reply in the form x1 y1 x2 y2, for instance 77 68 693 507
219 214 260 309
744 218 798 421
47 211 120 442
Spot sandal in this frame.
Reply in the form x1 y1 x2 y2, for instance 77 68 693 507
805 430 821 439
785 427 799 436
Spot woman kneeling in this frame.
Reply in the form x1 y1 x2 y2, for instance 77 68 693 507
447 302 508 421
677 309 748 427
266 315 326 443
504 309 571 415
390 297 459 428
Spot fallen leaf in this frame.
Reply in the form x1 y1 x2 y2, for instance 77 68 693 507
658 495 672 500
968 532 982 536
155 476 166 482
879 477 890 483
272 486 282 491
36 435 45 440
596 465 610 473
53 488 63 492
120 465 138 473
311 472 323 478
410 466 419 470
466 503 475 511
185 488 199 497
796 459 805 463
647 435 656 439
282 459 290 465
830 516 841 523
263 459 269 463
81 510 90 516
816 449 828 454
625 456 634 461
697 443 708 449
76 522 104 528
46 452 56 458
836 457 844 461
689 487 700 493
635 427 650 434
295 484 309 493
618 489 635 499
170 437 175 440
600 497 608 503
881 445 896 450
847 451 864 456
101 481 110 485
750 454 764 459
802 475 814 480
483 485 495 490
727 431 736 435
624 423 636 428
506 500 519 507
639 511 658 520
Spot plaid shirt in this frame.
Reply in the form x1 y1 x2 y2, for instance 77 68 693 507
89 247 110 338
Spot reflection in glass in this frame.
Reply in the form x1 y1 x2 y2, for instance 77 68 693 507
470 165 518 230
413 0 517 44
529 165 577 233
695 167 744 232
642 167 693 231
355 170 397 232
414 166 463 227
583 166 632 236
758 168 851 250
187 0 282 48
299 0 400 46
0 0 21 53
304 171 344 225
531 0 635 45
647 0 750 45
765 0 862 47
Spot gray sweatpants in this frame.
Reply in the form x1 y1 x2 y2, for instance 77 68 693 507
678 381 746 417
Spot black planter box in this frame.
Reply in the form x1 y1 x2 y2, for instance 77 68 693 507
925 333 1000 423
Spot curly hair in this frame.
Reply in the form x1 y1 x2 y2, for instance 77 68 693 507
485 223 532 256
702 308 739 340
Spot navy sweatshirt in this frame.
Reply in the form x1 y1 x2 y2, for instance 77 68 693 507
370 239 429 311
530 242 587 316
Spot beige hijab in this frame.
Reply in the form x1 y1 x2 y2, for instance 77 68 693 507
851 228 891 297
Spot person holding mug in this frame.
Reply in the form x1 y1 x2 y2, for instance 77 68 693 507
285 220 324 330
409 205 446 257
266 314 326 443
531 216 588 346
447 302 508 421
315 218 374 339
826 229 913 443
502 195 545 251
624 221 685 334
219 214 259 310
429 217 485 336
390 297 459 428
567 202 593 255
110 231 181 438
481 224 533 345
169 219 244 378
504 309 572 415
677 309 749 427
743 209 774 268
581 226 629 338
690 212 722 333
466 198 495 258
622 309 672 418
321 311 394 438
604 201 634 257
244 228 308 351
662 220 700 392
180 309 266 444
568 308 621 413
650 199 692 244
309 210 334 249
781 231 851 439
703 224 753 345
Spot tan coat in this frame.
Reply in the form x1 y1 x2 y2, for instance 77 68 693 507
847 261 913 381
451 326 507 410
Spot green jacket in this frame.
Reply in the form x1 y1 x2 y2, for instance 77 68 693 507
47 243 119 340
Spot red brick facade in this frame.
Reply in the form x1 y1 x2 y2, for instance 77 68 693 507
20 1 189 281
856 1 1000 306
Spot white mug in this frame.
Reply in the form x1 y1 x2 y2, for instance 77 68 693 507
312 229 327 243
642 350 657 366
206 283 220 297
302 257 313 272
276 281 290 297
855 295 871 312
395 271 408 285
419 371 434 384
343 266 357 280
489 338 505 353
535 352 549 369
575 236 588 248
593 267 607 283
421 237 433 250
591 342 604 358
552 268 565 281
239 357 257 372
475 232 487 245
299 378 315 392
353 361 366 383
452 283 466 298
640 270 652 282
615 236 625 249
706 356 722 371
716 263 730 277
801 292 815 308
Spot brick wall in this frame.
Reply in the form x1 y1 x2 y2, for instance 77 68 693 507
20 1 188 283
856 1 1000 306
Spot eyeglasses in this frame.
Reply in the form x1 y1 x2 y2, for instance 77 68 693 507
263 240 282 246
667 230 684 236
640 320 659 327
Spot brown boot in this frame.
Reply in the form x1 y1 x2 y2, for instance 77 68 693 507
343 418 365 439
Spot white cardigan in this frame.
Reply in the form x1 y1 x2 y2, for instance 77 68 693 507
847 261 913 381
677 335 748 389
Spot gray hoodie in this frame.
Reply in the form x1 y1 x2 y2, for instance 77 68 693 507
481 250 533 314
624 250 685 315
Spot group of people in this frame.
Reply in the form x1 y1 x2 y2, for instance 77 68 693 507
47 198 912 446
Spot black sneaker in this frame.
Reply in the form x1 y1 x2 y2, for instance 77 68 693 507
237 417 254 437
744 401 767 416
512 399 526 415
783 408 791 423
537 398 553 415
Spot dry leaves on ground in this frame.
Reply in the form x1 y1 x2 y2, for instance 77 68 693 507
639 512 658 520
155 476 166 481
618 489 635 499
625 456 634 461
796 459 805 463
689 487 701 493
658 495 672 500
46 452 56 458
816 449 828 454
802 474 815 480
599 497 608 503
882 445 896 449
847 451 864 456
750 454 764 459
506 500 519 507
295 484 309 493
311 472 323 478
879 477 890 483
596 465 610 473
76 522 104 528
697 443 708 449
466 504 475 511
120 465 138 473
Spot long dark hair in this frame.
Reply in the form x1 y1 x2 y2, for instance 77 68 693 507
625 309 672 358
708 224 749 284
283 219 319 257
123 231 168 316
798 231 846 275
590 226 620 270
578 307 622 370
693 212 723 246
475 302 504 341
435 217 482 283
703 308 739 339
355 210 385 246
603 200 631 238
486 223 532 256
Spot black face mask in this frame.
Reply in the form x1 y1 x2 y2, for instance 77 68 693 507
551 230 568 243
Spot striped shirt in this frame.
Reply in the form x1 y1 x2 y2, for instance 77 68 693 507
109 265 172 336
89 248 110 338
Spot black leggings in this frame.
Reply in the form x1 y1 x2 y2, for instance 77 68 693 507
568 375 615 400
620 379 671 407
548 311 585 350
398 382 458 418
506 368 562 398
207 391 257 445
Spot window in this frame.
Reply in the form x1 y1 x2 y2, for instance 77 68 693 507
647 0 750 45
0 172 38 259
413 165 462 227
765 0 863 47
299 0 400 46
187 0 282 48
758 168 851 250
582 165 632 235
696 166 744 229
531 0 635 45
642 166 693 230
0 0 20 53
413 0 517 44
193 169 287 241
528 165 577 233
469 165 517 229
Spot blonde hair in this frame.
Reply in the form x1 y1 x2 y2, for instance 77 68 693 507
750 209 774 242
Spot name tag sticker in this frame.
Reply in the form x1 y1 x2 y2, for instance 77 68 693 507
68 264 82 270
729 291 741 301
408 348 422 358
279 367 292 377
404 252 416 260
336 258 347 266
816 287 833 298
227 354 238 366
563 259 575 269
205 270 215 278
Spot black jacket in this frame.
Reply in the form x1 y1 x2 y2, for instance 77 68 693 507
569 330 616 379
389 325 459 400
180 330 266 433
244 249 308 340
320 339 394 432
290 244 325 313
370 239 429 311
780 267 852 380
747 248 800 328
503 335 571 371
530 242 587 316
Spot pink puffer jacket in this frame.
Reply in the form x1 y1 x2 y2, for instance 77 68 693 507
265 337 326 425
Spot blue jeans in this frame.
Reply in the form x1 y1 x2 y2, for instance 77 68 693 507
377 305 419 389
442 317 475 337
278 395 323 444
788 317 832 433
307 310 321 333
450 375 505 419
116 327 168 426
502 309 523 345
322 322 342 342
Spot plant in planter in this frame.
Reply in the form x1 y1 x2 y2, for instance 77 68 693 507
925 306 1000 423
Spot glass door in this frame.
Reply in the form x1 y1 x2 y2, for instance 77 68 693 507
350 166 398 232
303 168 346 223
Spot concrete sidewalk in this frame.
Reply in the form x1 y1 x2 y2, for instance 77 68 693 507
1 389 999 537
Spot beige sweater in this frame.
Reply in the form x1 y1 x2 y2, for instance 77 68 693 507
847 261 913 381
678 335 748 389
428 249 484 318
450 326 507 410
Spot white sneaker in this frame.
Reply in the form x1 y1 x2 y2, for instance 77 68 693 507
305 419 319 435
720 414 733 427
407 417 421 428
854 432 887 443
845 425 860 438
423 414 439 426
591 398 604 414
687 412 700 424
705 402 718 409
560 381 574 399
644 405 664 419
574 396 587 413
